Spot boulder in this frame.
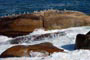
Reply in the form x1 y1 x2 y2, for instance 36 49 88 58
75 31 90 49
1 10 90 37
0 42 64 58
0 14 43 37
42 10 90 30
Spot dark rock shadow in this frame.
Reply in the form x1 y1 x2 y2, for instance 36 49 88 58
61 44 75 51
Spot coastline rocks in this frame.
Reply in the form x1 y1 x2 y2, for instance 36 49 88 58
1 10 90 37
0 14 43 37
43 10 90 30
0 42 64 58
75 31 90 49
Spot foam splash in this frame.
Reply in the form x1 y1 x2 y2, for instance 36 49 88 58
7 29 65 44
0 26 90 60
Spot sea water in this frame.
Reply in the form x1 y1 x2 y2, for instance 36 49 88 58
0 0 90 16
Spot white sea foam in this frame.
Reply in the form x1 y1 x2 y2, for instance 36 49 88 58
0 26 90 60
0 35 12 43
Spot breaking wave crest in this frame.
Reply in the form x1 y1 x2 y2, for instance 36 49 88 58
0 26 90 60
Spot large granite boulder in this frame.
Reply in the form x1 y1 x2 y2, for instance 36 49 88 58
1 10 90 37
75 31 90 49
0 14 43 37
0 42 64 58
42 10 90 29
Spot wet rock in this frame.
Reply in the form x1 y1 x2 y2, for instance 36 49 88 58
0 42 64 58
75 32 90 49
9 31 65 44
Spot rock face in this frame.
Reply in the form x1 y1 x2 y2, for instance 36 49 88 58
0 42 64 58
0 10 90 37
75 31 90 49
0 14 43 37
42 10 90 29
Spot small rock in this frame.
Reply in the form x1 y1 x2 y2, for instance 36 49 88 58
75 31 90 49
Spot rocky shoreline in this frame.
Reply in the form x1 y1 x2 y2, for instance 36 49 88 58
0 27 90 58
0 10 90 37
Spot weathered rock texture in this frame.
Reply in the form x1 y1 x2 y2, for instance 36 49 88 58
75 31 90 49
41 10 90 29
0 14 43 37
0 42 64 58
0 10 90 37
